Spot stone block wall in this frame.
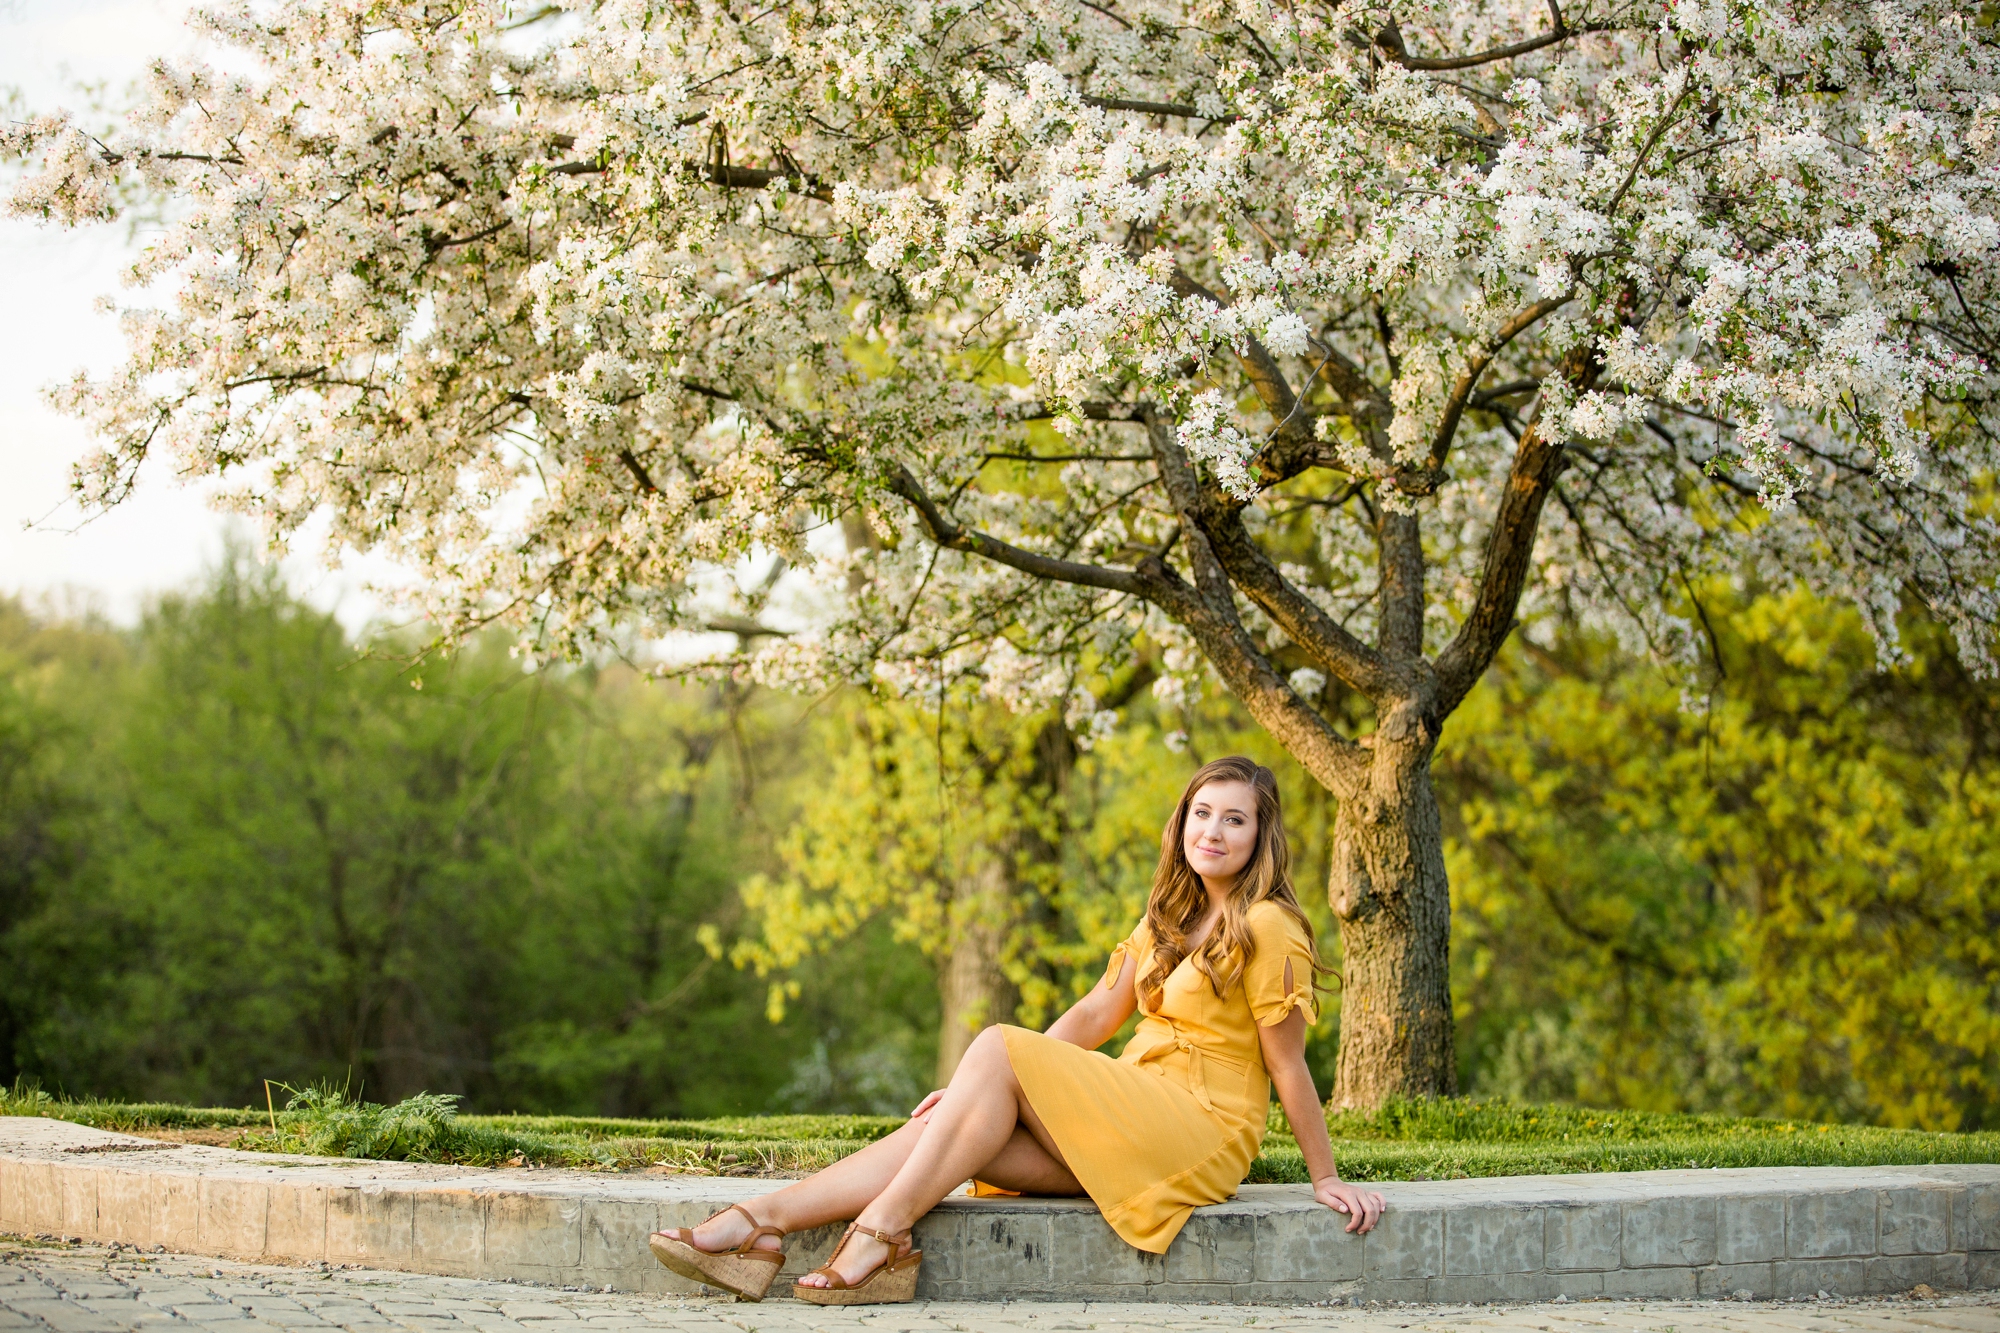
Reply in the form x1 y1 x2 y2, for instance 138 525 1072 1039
3 1117 1995 1305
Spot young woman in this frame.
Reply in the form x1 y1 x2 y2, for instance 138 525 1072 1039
650 754 1386 1305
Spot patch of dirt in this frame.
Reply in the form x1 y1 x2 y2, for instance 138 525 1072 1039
126 1128 256 1147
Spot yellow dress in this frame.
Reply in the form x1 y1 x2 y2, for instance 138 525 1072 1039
998 899 1318 1252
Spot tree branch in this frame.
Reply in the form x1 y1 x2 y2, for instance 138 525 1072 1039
1367 17 1594 71
1201 509 1401 699
1143 398 1397 696
1144 410 1240 617
549 156 834 203
1082 94 1240 122
1377 510 1426 661
1417 293 1573 484
1433 355 1596 713
885 466 1144 596
618 449 660 494
1166 269 1391 497
1169 268 1302 438
983 451 1153 463
1005 399 1150 423
1140 411 1370 795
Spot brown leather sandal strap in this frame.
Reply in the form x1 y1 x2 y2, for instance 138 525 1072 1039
804 1225 858 1289
803 1222 912 1290
718 1203 787 1258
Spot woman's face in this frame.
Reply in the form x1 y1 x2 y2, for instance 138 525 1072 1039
1182 779 1260 890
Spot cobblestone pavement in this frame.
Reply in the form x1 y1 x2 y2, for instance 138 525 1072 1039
5 1239 1999 1333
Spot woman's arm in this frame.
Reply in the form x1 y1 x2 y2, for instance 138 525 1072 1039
1043 950 1138 1050
1256 999 1386 1234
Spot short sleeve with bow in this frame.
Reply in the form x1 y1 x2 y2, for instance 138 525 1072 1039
1242 901 1317 1027
1101 920 1154 1005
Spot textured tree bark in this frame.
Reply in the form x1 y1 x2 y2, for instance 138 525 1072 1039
1328 738 1457 1108
935 857 1020 1086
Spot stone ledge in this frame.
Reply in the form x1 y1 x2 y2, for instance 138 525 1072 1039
3 1116 1995 1303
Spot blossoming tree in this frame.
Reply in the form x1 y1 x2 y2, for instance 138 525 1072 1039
9 0 1998 1106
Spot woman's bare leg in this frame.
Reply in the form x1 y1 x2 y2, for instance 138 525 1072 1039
682 1116 926 1254
798 1025 1054 1287
976 1127 1082 1196
683 1070 1078 1259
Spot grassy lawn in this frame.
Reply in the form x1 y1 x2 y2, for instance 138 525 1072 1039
5 1083 1997 1183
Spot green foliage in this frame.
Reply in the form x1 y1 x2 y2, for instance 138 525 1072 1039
6 548 1999 1140
0 554 935 1117
1441 587 2000 1129
467 1113 901 1143
0 1077 265 1131
731 679 1352 1088
263 1086 496 1163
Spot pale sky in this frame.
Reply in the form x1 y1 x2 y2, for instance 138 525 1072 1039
0 0 404 628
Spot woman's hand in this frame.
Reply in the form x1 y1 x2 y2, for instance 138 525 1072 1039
1314 1177 1386 1234
910 1089 944 1121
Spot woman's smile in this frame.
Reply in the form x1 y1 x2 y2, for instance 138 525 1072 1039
1181 779 1259 886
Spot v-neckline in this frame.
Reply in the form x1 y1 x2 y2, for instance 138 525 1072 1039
1183 913 1225 957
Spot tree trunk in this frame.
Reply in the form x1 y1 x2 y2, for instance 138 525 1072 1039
935 857 1019 1086
1328 742 1457 1108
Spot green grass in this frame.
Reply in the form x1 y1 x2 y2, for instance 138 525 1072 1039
6 1080 1997 1182
1250 1098 2000 1183
0 1080 898 1175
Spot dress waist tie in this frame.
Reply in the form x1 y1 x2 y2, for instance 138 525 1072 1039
1130 1018 1219 1115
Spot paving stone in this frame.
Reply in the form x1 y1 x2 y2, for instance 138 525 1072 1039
327 1190 414 1270
196 1180 268 1262
1967 1186 2000 1252
1360 1207 1440 1281
267 1188 330 1265
1787 1190 1878 1259
954 1211 1054 1291
1712 1184 1792 1264
1445 1204 1543 1276
411 1195 485 1277
1163 1211 1256 1285
1881 1188 1954 1256
1775 1256 1867 1298
1866 1253 1935 1292
1600 1265 1700 1299
1697 1260 1776 1298
483 1199 575 1274
1251 1205 1359 1284
1544 1202 1619 1272
1622 1196 1717 1268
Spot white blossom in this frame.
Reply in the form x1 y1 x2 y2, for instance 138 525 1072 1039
0 0 1993 748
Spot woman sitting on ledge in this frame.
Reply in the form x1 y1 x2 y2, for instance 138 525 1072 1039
650 754 1387 1306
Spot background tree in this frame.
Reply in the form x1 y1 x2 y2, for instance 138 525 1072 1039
0 559 936 1114
733 673 1352 1090
1443 588 2000 1131
4 563 1997 1126
8 0 1997 1105
734 660 1159 1087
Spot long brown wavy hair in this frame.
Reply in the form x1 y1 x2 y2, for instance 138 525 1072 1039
1136 755 1326 1011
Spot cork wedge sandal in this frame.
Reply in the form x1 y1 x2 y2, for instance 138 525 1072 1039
648 1204 787 1301
792 1222 922 1306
